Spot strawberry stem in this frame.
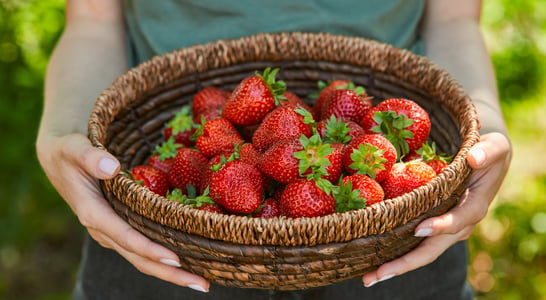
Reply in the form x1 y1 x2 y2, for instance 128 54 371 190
293 134 333 178
167 106 194 135
371 111 414 158
332 179 366 212
416 141 453 163
152 137 182 161
349 143 387 179
257 67 287 105
322 115 352 144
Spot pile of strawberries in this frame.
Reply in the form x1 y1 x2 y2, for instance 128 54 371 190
127 68 452 218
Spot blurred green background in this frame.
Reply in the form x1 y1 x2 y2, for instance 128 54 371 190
1 0 545 299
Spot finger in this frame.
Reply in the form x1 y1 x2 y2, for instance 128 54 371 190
85 203 181 266
363 226 473 287
415 132 511 237
467 132 511 169
415 189 487 237
59 133 120 179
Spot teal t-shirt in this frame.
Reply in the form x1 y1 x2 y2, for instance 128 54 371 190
123 0 425 66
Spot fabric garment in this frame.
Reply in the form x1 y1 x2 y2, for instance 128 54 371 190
74 0 475 299
123 0 426 65
74 234 473 300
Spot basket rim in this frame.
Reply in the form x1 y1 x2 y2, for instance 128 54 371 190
88 32 480 246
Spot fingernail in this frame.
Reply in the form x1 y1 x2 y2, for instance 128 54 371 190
159 258 182 268
378 274 395 282
188 284 209 293
98 157 119 176
364 279 378 287
415 227 434 237
470 147 486 166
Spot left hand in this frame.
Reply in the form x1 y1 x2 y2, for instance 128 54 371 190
362 132 512 287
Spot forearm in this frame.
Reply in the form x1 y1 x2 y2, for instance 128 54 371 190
38 1 127 142
422 4 507 136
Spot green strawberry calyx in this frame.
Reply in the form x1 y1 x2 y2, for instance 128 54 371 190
338 81 367 97
416 141 453 164
293 134 335 195
371 111 414 158
294 134 333 177
167 105 194 135
294 105 316 126
167 186 215 208
210 155 229 172
322 115 352 144
349 143 387 180
152 137 182 161
256 67 287 106
332 179 367 213
190 115 207 141
308 80 329 100
124 170 143 186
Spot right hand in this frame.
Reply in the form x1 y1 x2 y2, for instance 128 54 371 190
36 133 210 293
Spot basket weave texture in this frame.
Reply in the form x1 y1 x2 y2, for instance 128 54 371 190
88 32 480 290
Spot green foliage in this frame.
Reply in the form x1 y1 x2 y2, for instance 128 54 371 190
482 0 546 103
0 1 81 299
468 1 546 298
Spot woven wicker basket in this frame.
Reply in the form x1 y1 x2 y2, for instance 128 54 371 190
88 32 480 290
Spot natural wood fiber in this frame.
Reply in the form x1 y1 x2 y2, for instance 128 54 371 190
88 32 480 290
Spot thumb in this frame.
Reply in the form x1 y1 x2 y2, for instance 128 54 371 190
61 134 120 179
466 132 511 169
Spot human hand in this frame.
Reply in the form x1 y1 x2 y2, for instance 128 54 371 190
362 132 511 287
36 133 210 293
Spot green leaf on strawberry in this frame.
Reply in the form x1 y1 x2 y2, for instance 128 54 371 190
321 115 352 144
294 104 316 127
415 141 453 164
257 67 287 105
293 134 333 178
167 186 216 208
332 179 366 213
349 143 387 180
152 137 182 161
371 111 415 157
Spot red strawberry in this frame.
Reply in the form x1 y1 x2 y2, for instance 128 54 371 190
320 83 373 123
164 106 196 147
257 138 302 184
222 67 286 126
129 165 169 197
147 137 183 174
252 104 313 151
167 148 208 194
337 174 385 211
297 137 345 184
316 115 366 145
200 154 228 194
167 187 225 214
343 134 397 182
191 86 230 123
209 160 263 214
404 142 453 174
231 142 262 167
381 160 436 199
382 160 436 199
361 98 431 157
280 178 335 218
253 198 281 218
194 117 244 158
281 91 315 118
311 80 351 117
